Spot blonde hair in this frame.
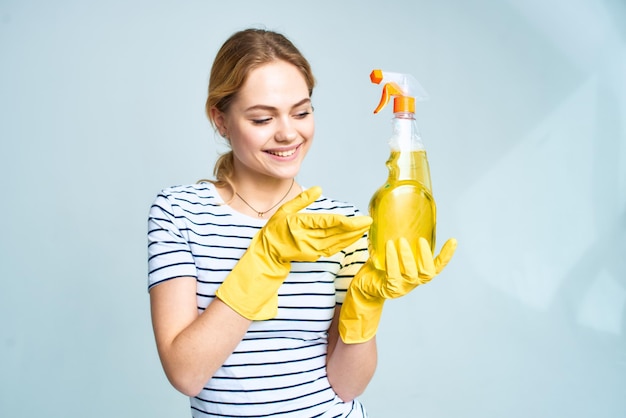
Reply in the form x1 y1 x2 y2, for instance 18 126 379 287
200 28 316 193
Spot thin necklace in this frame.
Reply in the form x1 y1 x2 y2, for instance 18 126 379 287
235 178 295 218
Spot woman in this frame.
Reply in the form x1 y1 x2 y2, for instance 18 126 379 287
147 28 456 417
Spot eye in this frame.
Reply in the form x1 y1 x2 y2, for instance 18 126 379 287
251 117 272 125
294 110 312 119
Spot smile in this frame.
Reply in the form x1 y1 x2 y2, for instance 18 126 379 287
266 145 299 157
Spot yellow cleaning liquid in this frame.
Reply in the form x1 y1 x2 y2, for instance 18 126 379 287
368 150 436 271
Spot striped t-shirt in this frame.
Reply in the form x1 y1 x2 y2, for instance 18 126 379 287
147 182 370 417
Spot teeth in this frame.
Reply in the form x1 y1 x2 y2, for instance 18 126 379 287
268 149 296 157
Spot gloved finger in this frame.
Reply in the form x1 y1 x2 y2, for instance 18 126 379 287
275 185 322 215
288 214 371 256
320 216 372 255
417 237 436 281
384 239 401 279
397 237 418 282
434 238 458 274
290 212 372 233
324 215 371 237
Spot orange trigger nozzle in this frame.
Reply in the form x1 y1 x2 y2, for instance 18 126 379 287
373 83 403 114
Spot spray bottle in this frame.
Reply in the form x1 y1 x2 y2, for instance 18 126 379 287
368 69 436 271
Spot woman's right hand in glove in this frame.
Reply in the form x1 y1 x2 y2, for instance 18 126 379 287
216 186 372 320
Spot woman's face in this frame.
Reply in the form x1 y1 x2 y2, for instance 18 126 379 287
216 60 315 182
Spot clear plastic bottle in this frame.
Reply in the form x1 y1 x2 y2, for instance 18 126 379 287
368 70 436 270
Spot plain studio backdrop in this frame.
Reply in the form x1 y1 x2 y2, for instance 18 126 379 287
1 1 625 417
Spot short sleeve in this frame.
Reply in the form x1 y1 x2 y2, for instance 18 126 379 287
147 191 197 291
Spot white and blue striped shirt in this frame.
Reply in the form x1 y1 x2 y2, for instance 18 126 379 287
148 182 369 417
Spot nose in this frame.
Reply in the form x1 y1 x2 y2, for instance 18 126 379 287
275 116 297 142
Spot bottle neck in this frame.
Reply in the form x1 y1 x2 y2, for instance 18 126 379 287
386 112 432 189
389 112 424 152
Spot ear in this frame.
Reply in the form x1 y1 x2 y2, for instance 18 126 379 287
210 107 228 137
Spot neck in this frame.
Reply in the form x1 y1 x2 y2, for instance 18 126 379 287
233 178 297 218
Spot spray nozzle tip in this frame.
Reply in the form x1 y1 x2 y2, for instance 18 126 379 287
370 69 384 85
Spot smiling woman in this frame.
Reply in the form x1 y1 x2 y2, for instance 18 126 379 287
146 27 453 418
209 60 315 202
204 28 317 213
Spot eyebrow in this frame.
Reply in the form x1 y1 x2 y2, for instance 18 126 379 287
244 98 311 112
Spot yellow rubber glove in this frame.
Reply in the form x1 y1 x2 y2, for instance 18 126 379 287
216 186 372 320
339 236 458 343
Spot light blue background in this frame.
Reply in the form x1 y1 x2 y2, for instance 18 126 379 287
1 1 625 417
